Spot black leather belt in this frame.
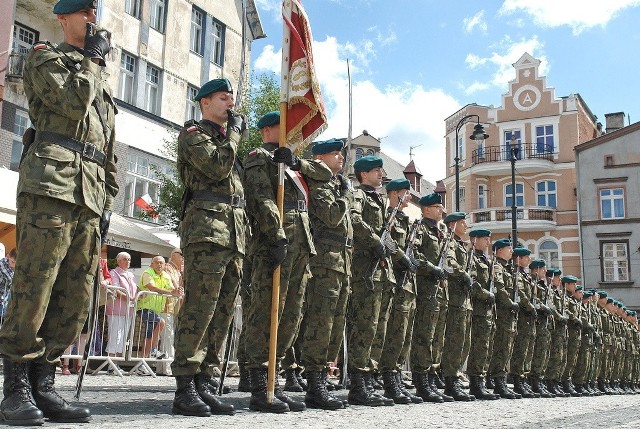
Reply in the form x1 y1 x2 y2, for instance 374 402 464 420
35 131 106 166
314 231 353 248
191 190 246 208
284 200 307 211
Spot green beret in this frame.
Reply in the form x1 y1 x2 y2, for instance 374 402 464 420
419 193 442 207
513 247 531 257
546 268 561 277
312 138 344 155
195 78 233 101
617 302 624 308
596 290 608 298
257 111 280 129
575 285 583 291
561 275 578 284
443 212 466 223
469 229 491 238
385 178 411 192
493 238 512 250
529 259 546 269
583 291 594 298
353 155 383 173
606 297 614 304
53 0 96 13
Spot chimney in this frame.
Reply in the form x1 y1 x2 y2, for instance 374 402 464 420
604 112 625 134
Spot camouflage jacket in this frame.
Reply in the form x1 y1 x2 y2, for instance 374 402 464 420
306 169 353 275
413 217 445 281
243 143 331 254
176 119 246 253
21 42 118 215
351 185 394 283
516 268 536 316
600 306 613 347
445 237 471 309
494 257 517 313
470 250 494 317
565 293 582 331
389 209 414 293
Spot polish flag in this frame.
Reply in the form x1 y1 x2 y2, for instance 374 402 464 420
134 193 158 218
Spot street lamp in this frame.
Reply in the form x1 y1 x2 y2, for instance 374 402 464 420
510 146 520 247
454 115 489 212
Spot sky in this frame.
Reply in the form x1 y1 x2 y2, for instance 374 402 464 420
250 0 640 185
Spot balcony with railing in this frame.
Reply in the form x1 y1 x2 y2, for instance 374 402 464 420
6 50 27 82
470 206 556 231
469 143 556 175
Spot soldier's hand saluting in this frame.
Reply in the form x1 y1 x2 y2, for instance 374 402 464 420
84 23 111 66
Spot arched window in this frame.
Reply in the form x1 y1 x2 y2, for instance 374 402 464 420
539 240 559 269
366 149 375 156
355 148 364 160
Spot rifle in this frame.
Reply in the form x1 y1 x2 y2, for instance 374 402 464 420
363 191 407 289
511 259 521 313
487 256 498 319
543 279 554 328
396 218 422 290
464 238 477 296
430 222 455 299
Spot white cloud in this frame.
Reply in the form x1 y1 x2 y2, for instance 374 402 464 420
499 0 640 35
463 36 547 94
463 10 488 35
253 36 460 183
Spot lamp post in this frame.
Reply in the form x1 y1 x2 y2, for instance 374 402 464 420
510 146 520 247
454 115 489 212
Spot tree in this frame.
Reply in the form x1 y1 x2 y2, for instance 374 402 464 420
143 72 281 230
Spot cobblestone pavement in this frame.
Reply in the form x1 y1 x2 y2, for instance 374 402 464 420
21 373 640 429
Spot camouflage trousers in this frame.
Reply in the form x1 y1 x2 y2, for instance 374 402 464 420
572 333 593 384
300 267 350 372
546 326 567 380
379 287 416 372
467 313 495 376
172 243 242 376
510 314 536 377
410 277 442 374
244 242 309 368
561 327 582 380
431 290 449 372
370 284 395 370
327 273 351 369
530 321 551 378
442 306 472 378
488 309 517 378
236 255 253 365
0 193 100 363
283 298 307 370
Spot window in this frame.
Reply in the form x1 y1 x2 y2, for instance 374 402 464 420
119 52 136 104
355 148 364 160
602 242 629 282
505 183 524 207
536 180 557 208
125 0 141 18
125 153 172 224
504 130 522 160
13 23 37 53
539 240 559 269
366 149 375 156
535 125 554 153
478 185 486 209
458 187 466 211
150 0 167 32
185 85 201 121
476 140 485 160
457 135 464 163
600 188 625 219
211 18 225 66
10 110 31 171
144 65 161 115
190 8 204 55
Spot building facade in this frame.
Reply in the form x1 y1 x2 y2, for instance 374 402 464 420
442 53 600 277
575 115 640 308
0 0 264 261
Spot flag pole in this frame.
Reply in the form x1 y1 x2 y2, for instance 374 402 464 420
266 0 292 404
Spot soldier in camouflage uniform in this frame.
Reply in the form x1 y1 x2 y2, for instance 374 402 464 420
171 78 245 417
298 138 352 410
487 239 521 399
0 1 115 424
545 269 571 397
346 155 397 407
573 290 597 395
527 259 555 398
560 276 583 397
439 213 475 401
242 112 332 413
509 248 539 399
410 193 451 403
376 179 420 405
597 293 615 394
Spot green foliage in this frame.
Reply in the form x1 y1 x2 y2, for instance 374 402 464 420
140 72 280 229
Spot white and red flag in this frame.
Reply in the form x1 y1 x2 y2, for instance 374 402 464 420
134 193 158 218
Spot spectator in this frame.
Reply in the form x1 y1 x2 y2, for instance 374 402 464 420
157 249 184 376
107 252 138 357
0 248 17 321
136 256 180 358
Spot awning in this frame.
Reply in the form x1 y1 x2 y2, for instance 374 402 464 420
104 214 175 255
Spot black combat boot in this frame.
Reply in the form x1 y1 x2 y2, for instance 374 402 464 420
324 373 343 391
469 375 498 400
395 372 422 404
295 368 308 391
561 379 581 397
553 380 571 397
0 360 44 426
428 372 453 402
511 375 535 399
412 372 443 403
237 363 252 392
530 377 554 398
444 376 475 401
382 372 411 404
274 372 306 411
304 371 343 410
521 377 540 398
194 373 235 415
485 375 495 390
173 375 211 417
249 368 290 413
29 360 91 423
371 372 384 390
363 372 394 406
493 376 520 399
435 369 446 389
347 372 385 407
283 368 304 392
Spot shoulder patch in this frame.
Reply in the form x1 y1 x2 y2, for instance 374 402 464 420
248 149 258 156
33 42 49 51
186 125 198 133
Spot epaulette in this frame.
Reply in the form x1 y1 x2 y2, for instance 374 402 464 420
184 119 200 133
32 42 50 51
247 149 258 156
